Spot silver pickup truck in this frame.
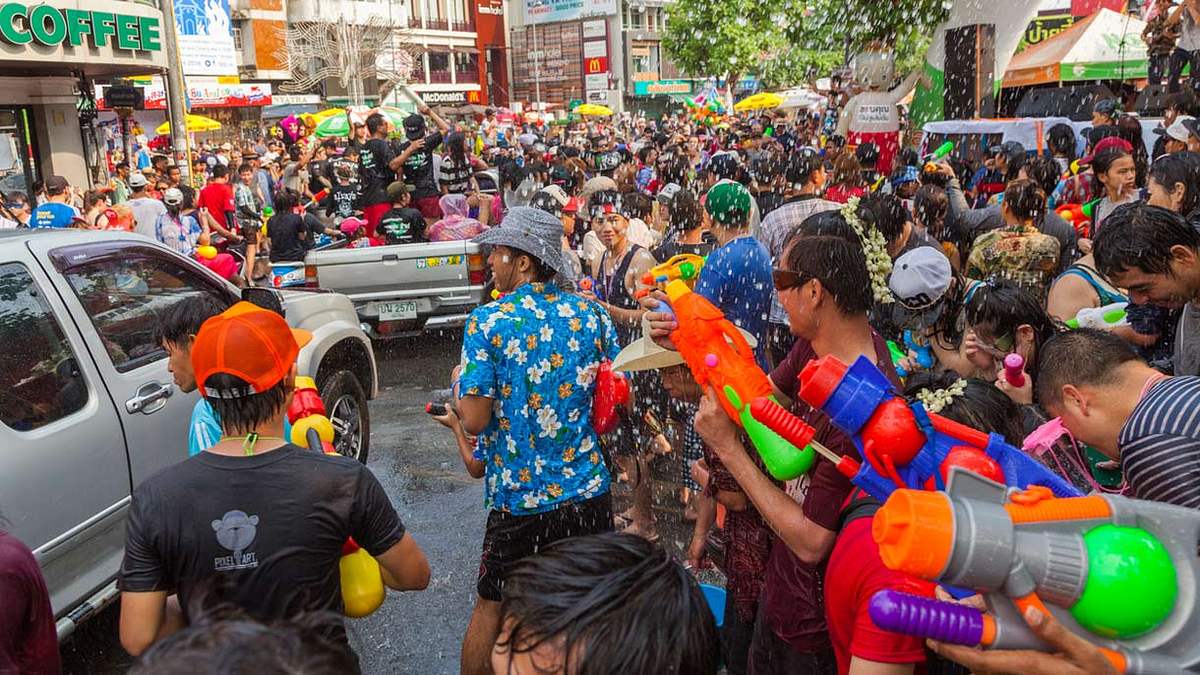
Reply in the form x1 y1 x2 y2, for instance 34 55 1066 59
303 240 487 339
0 229 378 640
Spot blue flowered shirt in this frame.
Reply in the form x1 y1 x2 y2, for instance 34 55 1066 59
460 282 619 515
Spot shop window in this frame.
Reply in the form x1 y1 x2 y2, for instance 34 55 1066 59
232 26 243 51
429 52 452 82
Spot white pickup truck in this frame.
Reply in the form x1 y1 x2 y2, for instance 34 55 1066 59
303 240 488 339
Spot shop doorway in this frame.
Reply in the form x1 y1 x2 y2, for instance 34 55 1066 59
0 107 38 198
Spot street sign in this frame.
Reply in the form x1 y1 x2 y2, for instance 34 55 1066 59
104 86 144 110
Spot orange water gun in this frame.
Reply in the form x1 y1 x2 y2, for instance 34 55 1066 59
288 376 385 618
662 280 814 480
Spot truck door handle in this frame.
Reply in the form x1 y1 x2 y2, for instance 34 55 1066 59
382 254 399 262
126 382 173 414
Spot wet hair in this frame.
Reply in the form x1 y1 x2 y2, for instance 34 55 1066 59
156 294 233 347
446 132 468 167
211 164 229 179
668 189 703 238
1086 124 1121 151
1035 329 1141 409
1003 178 1047 223
636 145 655 164
506 245 556 282
1147 152 1200 217
1094 202 1200 277
1167 89 1200 117
1091 147 1132 197
785 150 824 187
83 190 108 210
781 208 874 315
913 185 948 239
237 162 255 176
179 185 197 211
964 280 1061 378
862 194 908 246
830 153 864 188
274 188 299 212
366 112 387 136
659 156 691 187
621 191 652 220
904 373 1024 446
1046 123 1077 159
1022 155 1062 197
287 145 302 161
1003 147 1027 183
1117 114 1148 188
204 373 289 436
129 604 355 675
496 532 719 675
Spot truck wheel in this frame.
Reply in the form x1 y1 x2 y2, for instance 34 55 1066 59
319 370 370 464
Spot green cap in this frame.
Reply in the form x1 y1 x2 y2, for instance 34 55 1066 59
705 181 752 226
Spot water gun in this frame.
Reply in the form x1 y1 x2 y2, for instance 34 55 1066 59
1003 353 1026 388
662 280 814 480
260 206 274 236
867 470 1200 674
641 253 705 289
288 376 385 618
1055 200 1098 239
888 331 934 379
579 276 594 292
923 141 954 172
1066 302 1128 330
750 354 1081 502
303 188 329 211
592 361 630 435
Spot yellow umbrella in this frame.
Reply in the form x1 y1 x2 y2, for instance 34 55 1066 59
573 103 614 117
733 92 783 112
312 107 345 122
156 114 222 135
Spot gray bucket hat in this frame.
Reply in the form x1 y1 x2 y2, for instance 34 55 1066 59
473 206 569 278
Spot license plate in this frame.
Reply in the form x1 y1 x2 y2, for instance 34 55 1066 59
377 300 418 321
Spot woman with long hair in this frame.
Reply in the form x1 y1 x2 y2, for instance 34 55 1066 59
438 131 484 196
1091 146 1139 230
825 153 867 204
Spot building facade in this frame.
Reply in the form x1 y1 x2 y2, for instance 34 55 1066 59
0 0 168 190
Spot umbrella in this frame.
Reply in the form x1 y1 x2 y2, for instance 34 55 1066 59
314 113 352 138
733 93 783 112
368 106 411 128
313 107 345 122
573 103 613 116
155 114 222 134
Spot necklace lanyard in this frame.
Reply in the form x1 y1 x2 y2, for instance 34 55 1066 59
218 432 282 456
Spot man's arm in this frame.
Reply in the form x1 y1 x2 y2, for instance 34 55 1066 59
420 105 451 134
456 394 494 436
119 591 184 656
694 389 836 564
390 141 420 172
848 659 915 675
374 532 431 591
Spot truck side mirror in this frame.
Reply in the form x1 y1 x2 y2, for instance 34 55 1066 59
241 287 285 317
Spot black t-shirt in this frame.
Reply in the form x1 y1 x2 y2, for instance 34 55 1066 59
395 133 443 199
651 239 714 263
307 158 330 195
379 206 427 245
267 212 308 261
303 212 326 248
359 138 397 206
328 183 361 219
118 445 404 623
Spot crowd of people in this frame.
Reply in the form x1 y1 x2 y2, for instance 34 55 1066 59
6 84 1200 675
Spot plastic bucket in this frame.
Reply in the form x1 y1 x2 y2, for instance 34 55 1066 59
700 583 726 628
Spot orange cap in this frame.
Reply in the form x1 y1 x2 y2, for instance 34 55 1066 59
192 301 313 398
872 489 955 580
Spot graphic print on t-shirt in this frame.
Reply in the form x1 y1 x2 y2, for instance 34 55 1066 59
212 509 260 571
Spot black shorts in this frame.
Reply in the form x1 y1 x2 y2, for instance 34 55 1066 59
477 492 613 601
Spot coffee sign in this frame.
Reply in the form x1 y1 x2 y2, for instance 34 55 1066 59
0 2 162 51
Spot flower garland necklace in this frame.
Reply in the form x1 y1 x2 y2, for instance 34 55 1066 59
915 378 967 414
842 196 894 303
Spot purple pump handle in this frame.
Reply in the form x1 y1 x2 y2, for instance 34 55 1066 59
868 590 985 646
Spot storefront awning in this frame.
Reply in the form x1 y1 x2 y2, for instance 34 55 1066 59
263 103 320 119
1003 8 1147 88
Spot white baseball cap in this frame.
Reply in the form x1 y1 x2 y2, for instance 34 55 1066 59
889 246 953 330
1163 116 1195 144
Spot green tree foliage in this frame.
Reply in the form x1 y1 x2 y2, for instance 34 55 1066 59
663 0 950 88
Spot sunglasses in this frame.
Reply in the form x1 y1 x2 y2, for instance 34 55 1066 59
772 268 811 293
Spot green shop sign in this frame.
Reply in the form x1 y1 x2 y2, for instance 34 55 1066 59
0 3 162 52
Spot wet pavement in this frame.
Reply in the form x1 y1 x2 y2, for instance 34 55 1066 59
60 332 718 674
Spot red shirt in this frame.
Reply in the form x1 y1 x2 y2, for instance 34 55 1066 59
0 532 60 675
761 334 901 653
197 181 235 229
825 511 933 675
825 184 868 204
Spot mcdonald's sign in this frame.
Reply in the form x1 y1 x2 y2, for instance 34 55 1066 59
585 56 608 74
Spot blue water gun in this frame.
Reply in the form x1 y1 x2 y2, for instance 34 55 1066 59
786 354 1082 502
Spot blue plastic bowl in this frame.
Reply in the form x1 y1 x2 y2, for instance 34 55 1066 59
699 583 726 628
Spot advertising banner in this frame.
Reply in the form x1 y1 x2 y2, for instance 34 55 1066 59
173 0 239 76
96 81 272 110
524 0 616 26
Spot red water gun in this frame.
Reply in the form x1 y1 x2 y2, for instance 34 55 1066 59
592 361 630 434
287 376 384 618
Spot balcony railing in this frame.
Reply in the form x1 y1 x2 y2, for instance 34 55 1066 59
450 19 475 32
428 70 453 83
456 69 479 82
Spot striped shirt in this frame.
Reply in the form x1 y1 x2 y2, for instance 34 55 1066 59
1119 376 1200 507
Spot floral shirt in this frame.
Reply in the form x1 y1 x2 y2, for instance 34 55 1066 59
965 224 1060 301
460 282 619 515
